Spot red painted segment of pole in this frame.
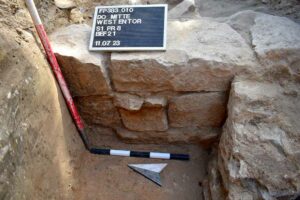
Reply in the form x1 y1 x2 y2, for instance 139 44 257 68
35 24 85 131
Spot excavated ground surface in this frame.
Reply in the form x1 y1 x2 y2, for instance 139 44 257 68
74 133 208 200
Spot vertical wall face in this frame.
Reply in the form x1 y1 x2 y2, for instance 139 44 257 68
202 12 300 200
50 18 258 146
0 12 84 199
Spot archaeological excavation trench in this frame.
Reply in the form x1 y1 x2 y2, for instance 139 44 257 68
1 0 300 200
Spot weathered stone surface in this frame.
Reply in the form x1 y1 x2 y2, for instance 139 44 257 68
75 96 121 127
144 96 167 107
169 93 227 128
111 19 257 93
116 126 220 145
54 0 76 9
113 93 143 111
202 150 226 200
119 107 168 131
218 79 300 199
70 8 84 23
251 14 300 78
208 157 226 200
50 24 111 96
225 10 261 45
168 0 197 19
226 11 300 82
202 179 212 200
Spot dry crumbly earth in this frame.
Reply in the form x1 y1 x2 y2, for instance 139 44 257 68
75 133 209 200
0 0 300 200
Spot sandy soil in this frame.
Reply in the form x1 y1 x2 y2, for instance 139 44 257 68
73 134 208 200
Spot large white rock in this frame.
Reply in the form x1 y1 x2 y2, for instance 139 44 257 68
54 0 76 9
226 11 300 79
50 24 112 96
168 92 227 127
225 10 262 45
111 19 258 93
251 14 300 78
218 79 300 199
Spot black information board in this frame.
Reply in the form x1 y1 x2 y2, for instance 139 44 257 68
89 5 168 51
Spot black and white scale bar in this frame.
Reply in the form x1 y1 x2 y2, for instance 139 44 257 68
89 148 189 161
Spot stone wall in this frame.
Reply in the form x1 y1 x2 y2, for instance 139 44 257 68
50 16 259 145
202 11 300 200
50 8 300 199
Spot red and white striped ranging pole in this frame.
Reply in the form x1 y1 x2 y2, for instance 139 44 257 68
25 0 89 149
25 0 189 161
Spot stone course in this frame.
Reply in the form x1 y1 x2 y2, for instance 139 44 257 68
110 19 258 92
168 92 227 128
51 19 248 144
49 11 300 159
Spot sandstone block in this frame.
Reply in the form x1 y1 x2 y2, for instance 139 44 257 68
251 14 300 77
119 107 168 132
219 80 300 199
74 96 121 127
116 126 220 146
113 93 143 111
168 93 227 127
111 19 257 92
144 96 167 107
50 24 111 96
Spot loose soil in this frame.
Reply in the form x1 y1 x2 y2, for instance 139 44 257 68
73 134 208 200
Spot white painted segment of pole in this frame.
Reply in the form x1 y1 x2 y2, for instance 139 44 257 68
150 152 170 159
110 150 130 157
25 0 42 25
